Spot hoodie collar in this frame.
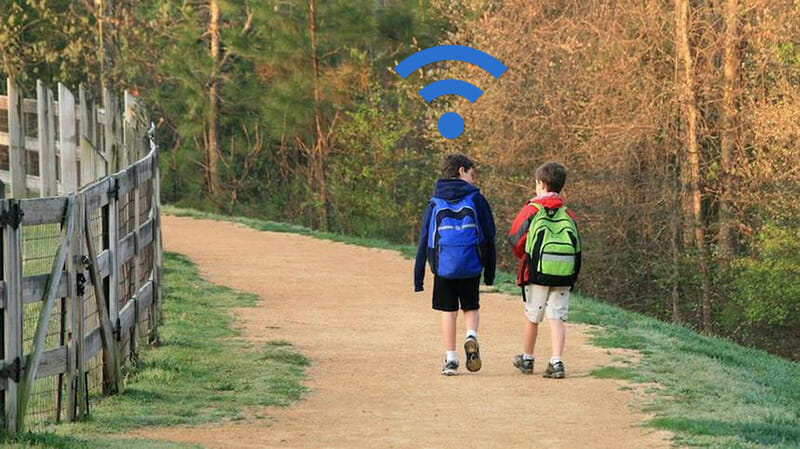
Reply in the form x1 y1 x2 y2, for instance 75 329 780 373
433 178 479 201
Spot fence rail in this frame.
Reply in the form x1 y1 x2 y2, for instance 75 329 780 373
0 77 162 433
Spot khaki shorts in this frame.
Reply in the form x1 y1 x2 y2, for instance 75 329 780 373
523 284 571 323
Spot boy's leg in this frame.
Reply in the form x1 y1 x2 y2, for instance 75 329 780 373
548 318 566 357
433 276 461 375
464 309 479 334
543 287 570 378
441 311 458 353
515 285 548 373
461 277 481 372
524 320 538 355
522 284 549 355
544 287 570 358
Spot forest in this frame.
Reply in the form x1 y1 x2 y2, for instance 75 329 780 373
2 0 798 360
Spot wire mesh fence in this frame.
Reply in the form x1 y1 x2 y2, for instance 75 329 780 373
20 223 66 429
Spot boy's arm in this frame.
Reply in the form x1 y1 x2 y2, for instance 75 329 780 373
414 203 433 292
507 203 538 259
476 194 496 286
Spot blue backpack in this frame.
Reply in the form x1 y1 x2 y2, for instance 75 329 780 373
427 192 484 279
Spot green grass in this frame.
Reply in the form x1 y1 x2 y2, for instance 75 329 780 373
163 206 800 449
1 251 309 448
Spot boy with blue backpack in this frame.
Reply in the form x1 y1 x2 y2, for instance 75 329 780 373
415 154 496 376
507 162 581 378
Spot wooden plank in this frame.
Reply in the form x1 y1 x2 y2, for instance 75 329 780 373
73 195 86 417
7 78 27 198
83 203 120 393
2 199 24 432
139 218 154 249
22 272 69 304
0 133 39 152
119 232 135 265
118 300 135 333
18 196 67 226
136 280 154 311
82 327 102 362
36 346 67 379
115 165 136 197
123 92 134 167
37 82 57 197
16 195 74 431
79 85 96 188
82 177 111 212
135 155 153 184
0 96 60 114
58 84 78 194
96 249 109 279
106 179 120 355
152 138 163 341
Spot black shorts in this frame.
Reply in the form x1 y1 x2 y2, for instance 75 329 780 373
432 276 480 312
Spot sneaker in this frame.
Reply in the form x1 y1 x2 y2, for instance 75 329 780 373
441 359 459 376
464 336 482 372
513 354 533 374
543 361 566 379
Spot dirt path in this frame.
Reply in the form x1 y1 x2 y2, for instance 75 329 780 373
129 215 671 449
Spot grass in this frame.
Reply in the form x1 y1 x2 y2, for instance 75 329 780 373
163 206 800 449
1 251 309 448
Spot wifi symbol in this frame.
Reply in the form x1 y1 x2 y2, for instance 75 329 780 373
394 45 507 139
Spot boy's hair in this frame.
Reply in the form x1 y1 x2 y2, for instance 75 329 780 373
535 162 567 193
441 153 475 179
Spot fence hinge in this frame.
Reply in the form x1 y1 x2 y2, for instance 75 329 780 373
0 356 22 383
0 201 24 229
76 272 87 297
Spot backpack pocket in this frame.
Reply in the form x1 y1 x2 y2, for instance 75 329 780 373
539 242 577 277
437 243 483 279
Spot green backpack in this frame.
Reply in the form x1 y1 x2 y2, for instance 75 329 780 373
524 206 581 286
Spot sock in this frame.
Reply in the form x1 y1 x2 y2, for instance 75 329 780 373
550 356 562 365
446 351 458 362
465 329 478 340
523 353 535 361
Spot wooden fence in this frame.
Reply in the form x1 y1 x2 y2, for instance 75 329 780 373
0 78 162 433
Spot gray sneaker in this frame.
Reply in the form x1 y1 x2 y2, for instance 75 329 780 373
513 354 534 374
441 359 459 376
543 361 565 379
464 336 482 372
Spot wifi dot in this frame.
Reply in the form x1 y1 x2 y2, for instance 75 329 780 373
438 112 464 139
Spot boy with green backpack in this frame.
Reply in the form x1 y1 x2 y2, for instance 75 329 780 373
507 162 581 378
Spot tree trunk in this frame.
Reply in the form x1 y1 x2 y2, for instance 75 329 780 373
676 0 712 333
719 0 739 260
308 0 328 230
671 155 683 325
207 0 223 198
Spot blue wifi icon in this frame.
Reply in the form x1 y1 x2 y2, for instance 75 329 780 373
394 45 507 139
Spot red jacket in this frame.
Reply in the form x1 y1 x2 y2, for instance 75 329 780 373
507 194 578 285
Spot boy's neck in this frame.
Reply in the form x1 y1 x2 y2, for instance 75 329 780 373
534 191 560 200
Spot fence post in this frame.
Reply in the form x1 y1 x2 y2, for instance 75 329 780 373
7 78 27 198
129 163 140 358
107 177 121 361
2 197 23 432
79 85 97 188
102 89 115 175
58 83 78 194
74 194 87 417
37 81 57 197
150 132 162 343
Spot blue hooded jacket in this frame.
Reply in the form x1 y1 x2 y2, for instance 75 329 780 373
414 179 496 292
